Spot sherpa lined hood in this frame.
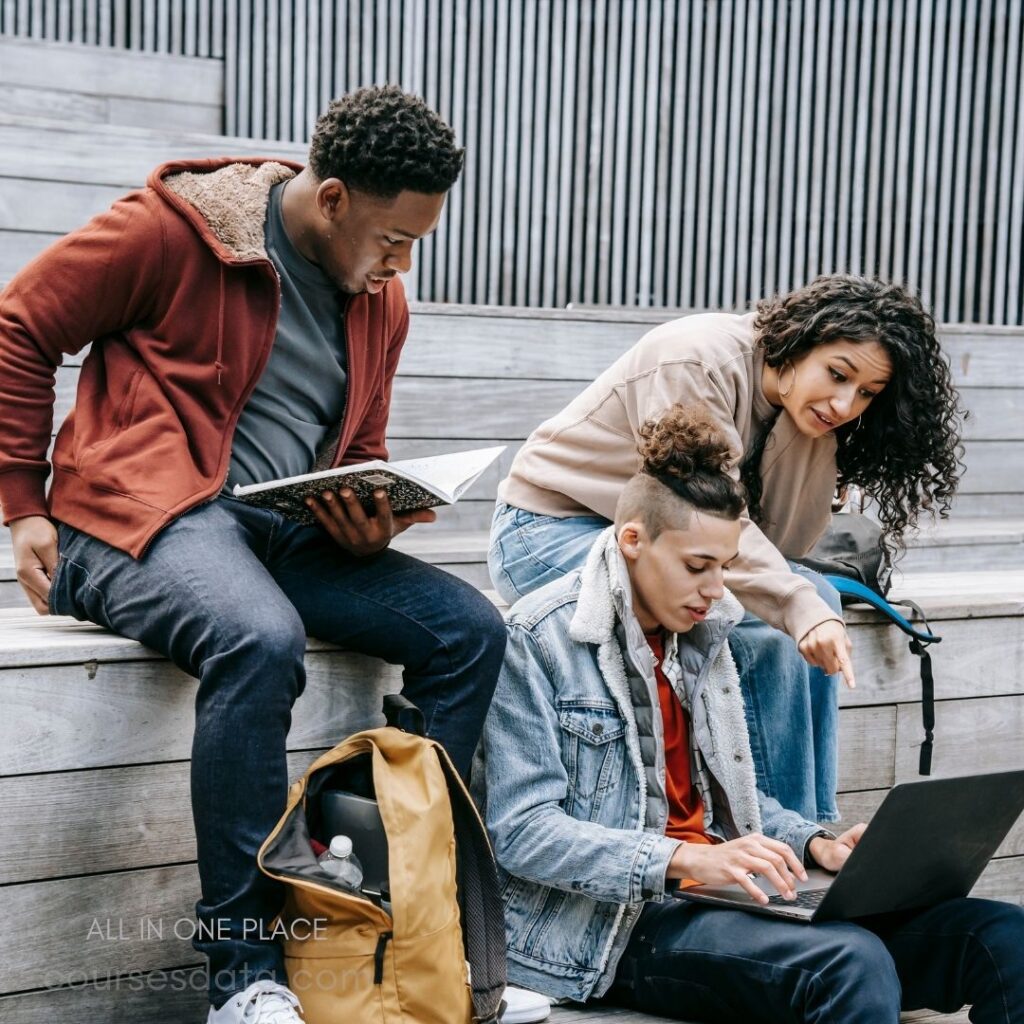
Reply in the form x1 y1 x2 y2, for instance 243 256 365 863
158 158 301 388
159 158 299 263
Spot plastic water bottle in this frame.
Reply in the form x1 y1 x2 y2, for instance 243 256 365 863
318 835 364 891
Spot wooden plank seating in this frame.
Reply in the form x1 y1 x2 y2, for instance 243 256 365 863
0 37 225 135
0 304 1019 527
0 111 307 284
0 83 1020 1024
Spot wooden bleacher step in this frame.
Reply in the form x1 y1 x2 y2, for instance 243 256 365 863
0 581 998 1024
0 111 306 284
0 36 224 134
3 514 1024 606
387 517 1024 584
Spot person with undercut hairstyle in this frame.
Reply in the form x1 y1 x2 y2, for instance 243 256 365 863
0 86 509 1022
481 404 1022 1024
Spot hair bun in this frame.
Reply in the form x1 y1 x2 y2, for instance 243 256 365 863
638 403 734 481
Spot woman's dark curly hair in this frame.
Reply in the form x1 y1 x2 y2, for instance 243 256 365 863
740 274 965 554
639 403 747 522
309 85 464 197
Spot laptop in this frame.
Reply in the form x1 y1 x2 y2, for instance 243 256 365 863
320 789 390 898
676 770 1024 922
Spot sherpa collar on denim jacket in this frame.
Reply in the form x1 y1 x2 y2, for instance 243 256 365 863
569 526 762 839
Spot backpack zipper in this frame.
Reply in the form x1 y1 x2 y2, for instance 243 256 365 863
373 931 393 984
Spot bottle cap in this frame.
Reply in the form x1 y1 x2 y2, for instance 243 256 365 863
329 835 353 859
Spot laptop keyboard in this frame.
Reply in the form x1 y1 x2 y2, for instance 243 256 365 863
766 889 828 910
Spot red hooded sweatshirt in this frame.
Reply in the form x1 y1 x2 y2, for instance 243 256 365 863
0 158 409 558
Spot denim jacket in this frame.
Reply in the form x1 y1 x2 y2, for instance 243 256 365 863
481 528 825 1002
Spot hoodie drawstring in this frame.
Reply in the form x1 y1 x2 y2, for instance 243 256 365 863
215 264 225 385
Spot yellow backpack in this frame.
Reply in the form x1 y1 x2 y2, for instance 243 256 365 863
258 700 507 1023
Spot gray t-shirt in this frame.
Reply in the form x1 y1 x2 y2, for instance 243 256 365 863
226 181 348 489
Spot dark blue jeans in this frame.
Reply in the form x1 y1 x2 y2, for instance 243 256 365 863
602 895 1024 1023
49 497 506 1008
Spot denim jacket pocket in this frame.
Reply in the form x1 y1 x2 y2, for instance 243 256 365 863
559 705 626 746
558 703 626 820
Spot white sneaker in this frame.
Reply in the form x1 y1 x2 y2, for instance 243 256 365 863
207 979 304 1023
501 985 552 1023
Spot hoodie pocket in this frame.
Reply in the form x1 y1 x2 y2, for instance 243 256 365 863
76 366 145 465
114 367 145 430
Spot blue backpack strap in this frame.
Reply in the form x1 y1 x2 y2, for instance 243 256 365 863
824 577 939 776
823 576 942 644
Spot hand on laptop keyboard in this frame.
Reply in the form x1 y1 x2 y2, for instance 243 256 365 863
668 832 809 904
808 822 868 873
766 889 828 909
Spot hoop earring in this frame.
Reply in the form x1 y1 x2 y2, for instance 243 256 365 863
850 414 864 435
777 362 796 399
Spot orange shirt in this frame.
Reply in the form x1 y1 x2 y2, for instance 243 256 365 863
646 632 717 847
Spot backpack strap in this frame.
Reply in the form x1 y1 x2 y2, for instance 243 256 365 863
823 577 942 644
383 693 427 737
900 598 936 777
824 578 940 777
436 752 508 1024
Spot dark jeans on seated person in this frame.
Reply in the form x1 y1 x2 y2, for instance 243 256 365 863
601 895 1024 1023
48 496 506 1009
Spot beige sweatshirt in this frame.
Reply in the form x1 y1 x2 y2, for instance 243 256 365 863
498 311 843 642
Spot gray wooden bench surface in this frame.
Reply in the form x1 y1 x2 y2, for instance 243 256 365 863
0 36 224 134
0 303 1020 1019
3 519 1024 607
0 111 306 282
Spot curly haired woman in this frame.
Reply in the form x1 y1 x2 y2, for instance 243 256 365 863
489 274 963 824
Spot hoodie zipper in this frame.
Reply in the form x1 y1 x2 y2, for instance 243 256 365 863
183 259 280 515
328 294 353 468
215 264 226 385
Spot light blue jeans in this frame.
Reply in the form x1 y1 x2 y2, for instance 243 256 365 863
488 501 841 823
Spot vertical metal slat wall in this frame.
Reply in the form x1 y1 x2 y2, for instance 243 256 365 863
3 1 1023 324
0 0 225 54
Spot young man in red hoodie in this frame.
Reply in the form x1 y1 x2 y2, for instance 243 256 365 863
0 86 508 1022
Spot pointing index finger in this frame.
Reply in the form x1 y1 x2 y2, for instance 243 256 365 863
837 648 856 689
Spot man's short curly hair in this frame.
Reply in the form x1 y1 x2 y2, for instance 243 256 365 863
308 85 464 198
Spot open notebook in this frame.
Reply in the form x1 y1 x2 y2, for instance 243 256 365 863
231 445 506 526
